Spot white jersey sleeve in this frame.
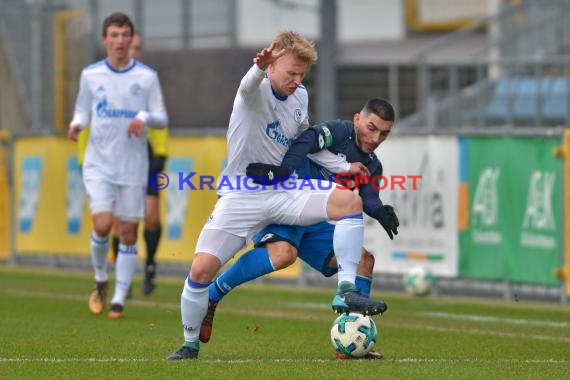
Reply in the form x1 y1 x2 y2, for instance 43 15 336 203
308 150 351 173
238 64 266 100
69 71 92 128
135 74 168 127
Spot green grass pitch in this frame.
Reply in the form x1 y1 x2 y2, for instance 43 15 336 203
1 265 569 379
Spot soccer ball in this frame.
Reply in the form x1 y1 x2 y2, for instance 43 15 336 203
330 313 377 358
404 266 435 296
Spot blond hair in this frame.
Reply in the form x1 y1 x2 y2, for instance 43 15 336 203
273 31 318 66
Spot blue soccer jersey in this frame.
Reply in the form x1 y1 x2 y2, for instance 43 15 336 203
253 119 385 276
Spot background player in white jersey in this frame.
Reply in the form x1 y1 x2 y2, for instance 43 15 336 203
167 31 387 360
77 32 168 298
68 12 168 319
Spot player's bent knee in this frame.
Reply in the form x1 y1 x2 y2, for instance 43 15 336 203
92 220 112 238
327 190 363 220
92 213 113 237
267 242 298 269
118 223 138 245
190 253 222 282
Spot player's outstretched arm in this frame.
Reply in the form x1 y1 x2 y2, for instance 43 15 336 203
246 122 353 184
310 150 371 177
238 42 287 99
245 163 293 184
253 42 286 70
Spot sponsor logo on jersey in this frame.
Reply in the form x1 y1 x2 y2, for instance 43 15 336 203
96 98 138 119
266 120 293 148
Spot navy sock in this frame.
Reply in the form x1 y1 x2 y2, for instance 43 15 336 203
111 235 119 262
144 225 162 267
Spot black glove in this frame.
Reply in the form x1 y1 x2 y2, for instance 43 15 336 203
246 163 293 185
375 205 399 240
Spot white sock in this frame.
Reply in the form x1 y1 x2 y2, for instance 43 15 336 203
111 244 137 305
333 214 364 285
181 277 209 343
90 231 109 282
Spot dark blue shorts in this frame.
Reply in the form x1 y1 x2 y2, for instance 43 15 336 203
252 221 337 277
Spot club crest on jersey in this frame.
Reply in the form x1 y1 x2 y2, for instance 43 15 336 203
130 83 142 96
294 109 302 123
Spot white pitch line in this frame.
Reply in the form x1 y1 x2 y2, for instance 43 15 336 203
420 312 570 329
0 357 568 364
0 288 179 310
0 358 152 363
394 358 570 364
396 323 570 343
3 289 570 343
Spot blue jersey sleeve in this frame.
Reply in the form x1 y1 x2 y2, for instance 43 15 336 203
282 120 352 171
359 162 384 218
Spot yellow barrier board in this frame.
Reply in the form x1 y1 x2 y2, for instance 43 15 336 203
14 136 90 254
13 135 301 280
13 136 226 259
0 134 10 260
157 136 226 263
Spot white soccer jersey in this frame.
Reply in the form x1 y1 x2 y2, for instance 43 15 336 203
218 64 310 195
70 59 167 186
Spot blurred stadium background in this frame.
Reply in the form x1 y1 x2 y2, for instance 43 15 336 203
1 0 570 303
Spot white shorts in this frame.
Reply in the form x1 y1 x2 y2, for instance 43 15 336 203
83 178 145 221
196 179 335 262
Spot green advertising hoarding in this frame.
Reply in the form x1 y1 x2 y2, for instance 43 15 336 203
459 136 562 285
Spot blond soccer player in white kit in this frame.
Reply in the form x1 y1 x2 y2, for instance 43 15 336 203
68 13 167 319
167 31 387 360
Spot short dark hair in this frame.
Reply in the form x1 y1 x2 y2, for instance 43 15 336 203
102 12 134 37
362 98 395 122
